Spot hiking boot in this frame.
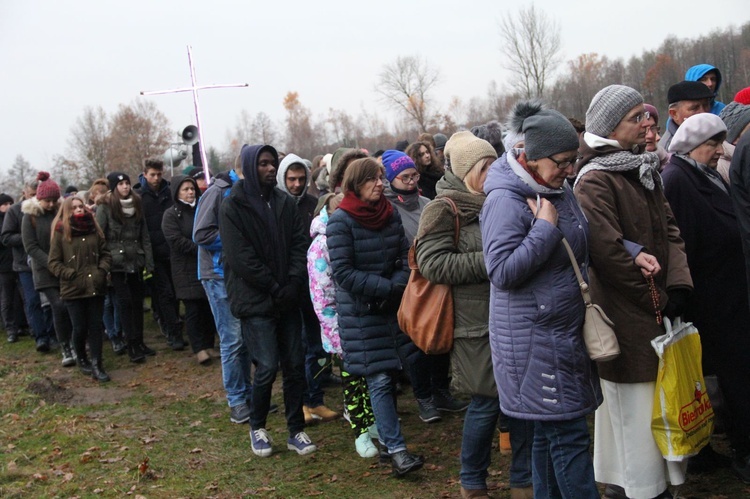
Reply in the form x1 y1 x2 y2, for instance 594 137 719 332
138 341 156 356
127 343 145 363
355 431 378 458
35 336 50 353
461 486 490 498
287 431 316 455
61 343 76 367
499 431 512 455
307 404 340 422
303 405 322 425
390 450 424 477
91 360 111 382
433 388 469 412
168 332 186 351
509 487 534 499
250 428 274 457
417 397 442 423
7 330 19 343
229 403 250 424
110 335 127 356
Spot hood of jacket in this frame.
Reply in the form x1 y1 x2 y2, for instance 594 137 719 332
685 64 722 96
309 210 329 239
21 196 57 217
240 144 279 200
169 174 199 205
276 153 310 200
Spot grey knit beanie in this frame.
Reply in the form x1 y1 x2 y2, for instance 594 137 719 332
508 101 579 160
586 85 644 138
720 101 750 144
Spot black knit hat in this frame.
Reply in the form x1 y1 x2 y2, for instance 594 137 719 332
0 193 14 206
667 81 714 105
107 171 131 192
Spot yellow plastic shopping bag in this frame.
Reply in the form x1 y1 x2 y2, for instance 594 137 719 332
651 318 714 461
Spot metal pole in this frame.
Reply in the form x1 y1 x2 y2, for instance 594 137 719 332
187 46 211 183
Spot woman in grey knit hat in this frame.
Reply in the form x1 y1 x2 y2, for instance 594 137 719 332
574 84 693 499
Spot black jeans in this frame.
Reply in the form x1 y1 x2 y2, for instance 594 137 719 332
183 298 216 353
409 350 451 399
151 261 181 335
40 287 72 346
0 271 20 332
65 296 105 360
111 272 145 343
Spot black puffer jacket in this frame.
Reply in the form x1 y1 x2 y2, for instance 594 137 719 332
326 207 417 377
21 198 59 290
1 202 31 272
137 175 172 262
162 175 205 301
95 197 154 274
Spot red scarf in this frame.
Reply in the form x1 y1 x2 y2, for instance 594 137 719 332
338 191 393 230
520 159 556 189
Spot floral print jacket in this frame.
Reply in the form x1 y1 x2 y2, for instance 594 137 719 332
307 210 342 355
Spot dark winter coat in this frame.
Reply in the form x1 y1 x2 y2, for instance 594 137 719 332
138 175 172 262
574 157 693 383
1 202 31 272
481 154 601 421
0 211 13 272
162 175 205 301
415 172 494 397
326 206 417 377
730 131 750 310
48 221 111 300
219 145 308 319
95 199 154 274
21 198 60 290
193 170 237 281
663 156 750 374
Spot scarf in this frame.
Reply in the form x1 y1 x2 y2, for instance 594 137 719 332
507 149 563 196
575 132 662 190
338 191 393 230
179 199 196 208
120 196 135 217
71 212 97 237
675 154 728 195
416 171 486 239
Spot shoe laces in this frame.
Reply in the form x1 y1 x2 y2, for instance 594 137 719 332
253 429 271 444
419 398 437 411
293 432 312 444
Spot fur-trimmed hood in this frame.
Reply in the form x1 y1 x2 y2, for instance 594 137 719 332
21 196 58 217
329 148 368 192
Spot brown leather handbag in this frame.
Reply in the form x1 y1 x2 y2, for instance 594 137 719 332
398 197 459 355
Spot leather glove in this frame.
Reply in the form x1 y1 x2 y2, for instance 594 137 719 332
273 282 301 312
374 284 406 314
662 287 691 321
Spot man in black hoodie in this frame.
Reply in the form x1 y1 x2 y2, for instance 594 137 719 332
220 144 316 458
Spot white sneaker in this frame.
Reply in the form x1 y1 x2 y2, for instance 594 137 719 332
355 431 378 458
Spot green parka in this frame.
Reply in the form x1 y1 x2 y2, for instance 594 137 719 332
95 197 154 274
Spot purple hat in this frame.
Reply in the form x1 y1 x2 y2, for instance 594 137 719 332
382 150 417 183
643 104 659 125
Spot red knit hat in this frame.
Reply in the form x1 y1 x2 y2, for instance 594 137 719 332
35 171 61 200
735 87 750 106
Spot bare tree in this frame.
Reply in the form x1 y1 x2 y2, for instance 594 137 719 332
251 112 278 145
375 55 440 132
106 100 172 177
0 155 37 197
64 106 110 183
498 4 561 98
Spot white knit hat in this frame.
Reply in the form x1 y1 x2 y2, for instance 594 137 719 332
668 113 727 154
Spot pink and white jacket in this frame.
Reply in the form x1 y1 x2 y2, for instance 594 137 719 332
307 210 342 355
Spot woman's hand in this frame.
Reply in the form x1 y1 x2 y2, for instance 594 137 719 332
634 251 661 277
526 198 558 226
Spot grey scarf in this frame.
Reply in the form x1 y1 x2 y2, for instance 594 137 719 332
575 150 662 191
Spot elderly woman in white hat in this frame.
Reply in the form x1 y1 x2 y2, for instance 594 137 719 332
663 113 750 484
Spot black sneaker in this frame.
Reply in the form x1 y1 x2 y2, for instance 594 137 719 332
35 337 50 353
433 388 469 412
416 397 442 423
139 341 156 356
7 330 19 343
390 450 424 477
230 403 251 424
61 344 76 367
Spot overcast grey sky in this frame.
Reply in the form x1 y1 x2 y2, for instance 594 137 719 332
0 0 747 175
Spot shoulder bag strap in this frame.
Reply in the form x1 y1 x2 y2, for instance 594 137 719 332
561 237 592 306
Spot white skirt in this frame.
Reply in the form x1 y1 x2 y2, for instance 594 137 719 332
594 379 687 499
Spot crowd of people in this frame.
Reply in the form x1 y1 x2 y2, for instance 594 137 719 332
2 62 750 499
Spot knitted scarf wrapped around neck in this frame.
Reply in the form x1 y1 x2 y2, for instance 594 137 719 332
70 212 97 236
574 132 662 190
416 172 485 240
338 191 393 230
120 196 135 217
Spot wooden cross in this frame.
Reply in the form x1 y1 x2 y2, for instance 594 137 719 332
140 45 248 182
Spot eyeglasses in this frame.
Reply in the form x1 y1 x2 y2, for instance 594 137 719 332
365 175 385 183
395 173 420 184
547 156 576 170
645 125 661 135
627 110 651 124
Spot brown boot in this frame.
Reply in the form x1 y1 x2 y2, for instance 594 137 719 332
460 486 490 498
499 431 512 455
510 486 533 499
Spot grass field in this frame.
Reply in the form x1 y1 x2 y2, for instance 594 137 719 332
0 315 746 498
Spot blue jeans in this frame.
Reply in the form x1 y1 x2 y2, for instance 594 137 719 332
532 417 599 499
243 312 305 436
18 271 54 340
509 415 534 488
202 279 252 408
301 304 325 407
102 288 121 339
366 371 407 454
460 395 500 490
